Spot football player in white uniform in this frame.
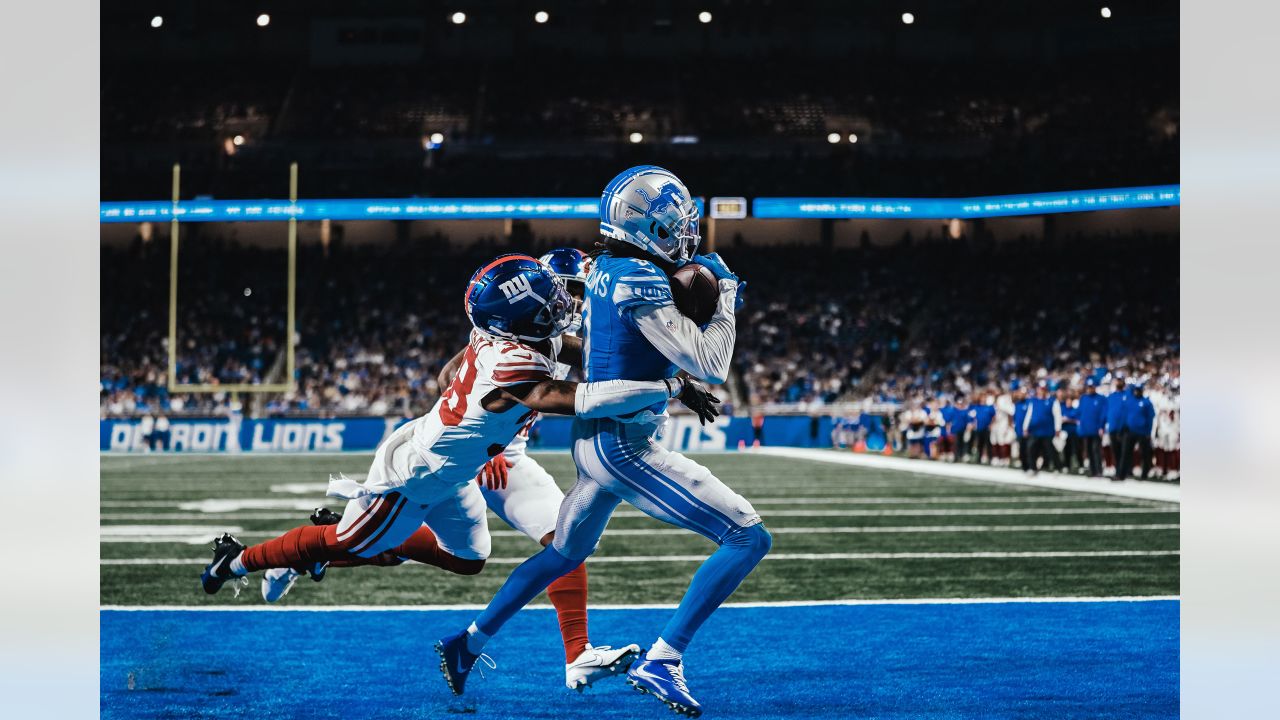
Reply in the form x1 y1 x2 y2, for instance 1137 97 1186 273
199 253 720 690
258 249 633 690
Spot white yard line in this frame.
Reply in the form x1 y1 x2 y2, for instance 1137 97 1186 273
100 595 1179 612
97 522 1180 544
100 507 1177 524
102 489 1121 507
102 550 1177 566
753 447 1182 503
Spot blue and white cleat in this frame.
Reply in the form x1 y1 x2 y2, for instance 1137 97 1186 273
627 658 703 717
435 630 493 696
565 643 642 691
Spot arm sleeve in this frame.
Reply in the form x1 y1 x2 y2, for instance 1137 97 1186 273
490 346 556 387
574 378 682 419
631 278 738 384
1053 401 1063 432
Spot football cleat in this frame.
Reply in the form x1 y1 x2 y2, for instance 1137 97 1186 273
565 643 642 691
310 507 342 526
627 658 703 717
199 533 245 595
435 631 494 696
261 567 302 603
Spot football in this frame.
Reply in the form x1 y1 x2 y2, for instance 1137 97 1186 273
670 262 719 326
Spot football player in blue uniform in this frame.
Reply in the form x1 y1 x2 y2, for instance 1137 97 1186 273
436 166 768 717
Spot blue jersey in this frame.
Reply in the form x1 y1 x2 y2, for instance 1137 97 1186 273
582 254 678 413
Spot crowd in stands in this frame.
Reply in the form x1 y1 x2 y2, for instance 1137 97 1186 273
102 230 1178 466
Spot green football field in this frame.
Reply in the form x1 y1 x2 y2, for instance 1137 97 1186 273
100 452 1179 606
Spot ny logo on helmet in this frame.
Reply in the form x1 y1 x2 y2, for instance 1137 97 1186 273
498 274 545 305
635 181 687 218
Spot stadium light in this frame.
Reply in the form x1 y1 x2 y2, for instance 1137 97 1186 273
1100 7 1112 18
430 132 445 144
848 133 859 144
256 13 270 28
699 11 713 24
150 15 163 29
535 11 550 24
902 12 915 25
451 12 466 25
232 134 246 147
827 132 841 144
629 132 644 144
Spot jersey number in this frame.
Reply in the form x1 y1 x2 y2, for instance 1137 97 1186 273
439 348 479 426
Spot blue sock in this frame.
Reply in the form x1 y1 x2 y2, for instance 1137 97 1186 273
660 523 772 651
474 544 580 636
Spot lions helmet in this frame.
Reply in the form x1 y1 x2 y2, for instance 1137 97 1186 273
599 165 700 265
538 247 591 290
464 254 574 342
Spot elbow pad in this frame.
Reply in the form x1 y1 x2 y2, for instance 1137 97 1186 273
574 378 682 419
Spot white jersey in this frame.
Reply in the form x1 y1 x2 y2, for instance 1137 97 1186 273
407 329 563 485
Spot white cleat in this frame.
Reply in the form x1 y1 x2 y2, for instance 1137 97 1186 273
261 567 302 603
565 643 643 691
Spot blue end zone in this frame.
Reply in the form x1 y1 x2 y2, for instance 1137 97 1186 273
101 601 1178 719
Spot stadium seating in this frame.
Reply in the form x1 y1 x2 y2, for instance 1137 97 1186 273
100 232 1178 419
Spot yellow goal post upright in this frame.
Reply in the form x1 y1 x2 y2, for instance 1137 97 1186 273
165 162 298 396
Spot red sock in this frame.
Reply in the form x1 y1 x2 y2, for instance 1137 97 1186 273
387 526 486 576
328 550 404 568
547 563 589 662
240 525 340 572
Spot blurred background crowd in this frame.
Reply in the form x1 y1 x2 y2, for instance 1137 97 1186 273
101 227 1178 474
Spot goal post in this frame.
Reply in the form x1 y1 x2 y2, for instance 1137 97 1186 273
165 162 298 394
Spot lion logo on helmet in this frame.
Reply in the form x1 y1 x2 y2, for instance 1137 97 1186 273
635 181 687 218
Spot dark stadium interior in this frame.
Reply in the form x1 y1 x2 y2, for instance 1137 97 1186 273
99 0 1180 472
101 1 1177 199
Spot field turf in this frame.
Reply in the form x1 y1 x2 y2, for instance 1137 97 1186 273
100 451 1179 718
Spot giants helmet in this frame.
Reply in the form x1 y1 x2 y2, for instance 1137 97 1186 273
538 247 590 290
599 165 701 265
464 254 574 342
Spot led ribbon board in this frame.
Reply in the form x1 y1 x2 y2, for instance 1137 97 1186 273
99 188 1177 223
751 185 1180 219
100 198 602 223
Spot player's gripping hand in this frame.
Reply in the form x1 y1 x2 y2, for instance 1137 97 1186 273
734 280 747 312
692 252 739 284
676 377 722 426
476 455 513 490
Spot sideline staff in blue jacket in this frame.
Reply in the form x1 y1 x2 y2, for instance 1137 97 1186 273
1022 381 1061 474
1077 378 1108 477
969 395 997 465
1122 384 1156 480
1012 385 1031 472
1106 376 1132 480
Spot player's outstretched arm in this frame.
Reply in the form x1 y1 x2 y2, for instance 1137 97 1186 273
631 279 738 384
498 377 721 424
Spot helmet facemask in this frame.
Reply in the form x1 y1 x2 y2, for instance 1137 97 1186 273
646 202 701 265
520 277 575 341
